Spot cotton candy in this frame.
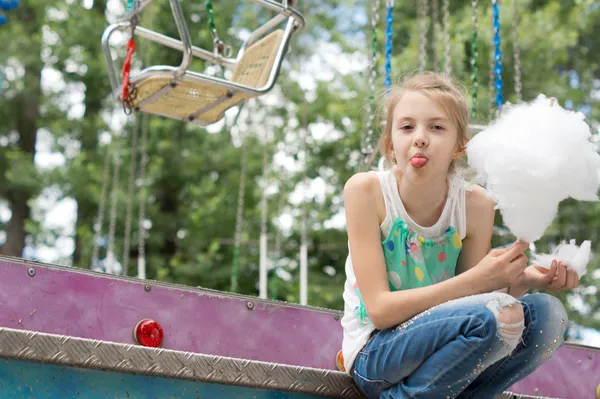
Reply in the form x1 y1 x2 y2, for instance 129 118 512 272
466 95 599 276
531 240 591 278
466 94 600 243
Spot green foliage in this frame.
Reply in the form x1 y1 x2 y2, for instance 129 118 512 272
0 0 599 342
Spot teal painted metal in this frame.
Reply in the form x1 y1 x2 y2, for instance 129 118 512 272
0 359 331 399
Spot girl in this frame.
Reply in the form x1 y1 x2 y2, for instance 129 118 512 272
341 72 579 399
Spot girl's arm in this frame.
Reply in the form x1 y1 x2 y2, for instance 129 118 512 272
456 185 530 298
345 174 500 330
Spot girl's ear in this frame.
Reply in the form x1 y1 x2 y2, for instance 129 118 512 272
454 138 469 160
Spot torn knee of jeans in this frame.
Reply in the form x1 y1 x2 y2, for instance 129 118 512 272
485 295 525 349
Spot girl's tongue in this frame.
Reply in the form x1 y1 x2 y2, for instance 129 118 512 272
410 156 428 168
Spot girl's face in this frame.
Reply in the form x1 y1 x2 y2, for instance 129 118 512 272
389 90 462 182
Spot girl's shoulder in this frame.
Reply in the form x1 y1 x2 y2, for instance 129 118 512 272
343 171 388 225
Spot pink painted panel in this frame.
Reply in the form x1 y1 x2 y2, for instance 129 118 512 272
1 256 598 398
0 257 342 370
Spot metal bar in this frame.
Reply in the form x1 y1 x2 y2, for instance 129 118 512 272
245 13 288 48
134 26 237 66
246 0 306 30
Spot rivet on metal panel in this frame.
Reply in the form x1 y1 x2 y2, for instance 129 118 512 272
589 353 594 360
144 284 151 292
27 268 36 277
334 314 340 321
246 301 254 310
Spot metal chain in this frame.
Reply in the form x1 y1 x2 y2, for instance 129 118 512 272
105 147 121 275
492 0 504 110
137 114 149 280
512 0 522 102
443 0 451 74
91 146 112 270
231 104 249 293
418 0 429 71
362 0 380 166
122 115 140 276
384 0 394 91
432 0 439 71
470 0 479 118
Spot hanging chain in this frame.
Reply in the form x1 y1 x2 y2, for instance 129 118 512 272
205 0 231 58
384 0 394 92
231 104 249 293
137 114 149 279
418 0 429 71
470 0 479 118
105 147 121 275
432 0 439 71
443 0 451 74
512 0 522 102
122 115 140 276
492 0 504 110
362 0 380 166
91 146 112 270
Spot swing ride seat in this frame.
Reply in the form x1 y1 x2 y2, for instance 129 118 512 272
102 0 305 126
128 29 286 125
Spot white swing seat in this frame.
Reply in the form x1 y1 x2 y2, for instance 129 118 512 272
129 29 285 125
102 0 304 126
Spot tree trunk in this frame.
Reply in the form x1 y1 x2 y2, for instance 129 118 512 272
0 4 41 257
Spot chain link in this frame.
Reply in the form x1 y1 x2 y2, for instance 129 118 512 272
137 114 149 279
105 147 121 275
362 0 380 166
122 115 140 276
492 0 504 110
443 0 451 75
432 0 439 71
470 0 479 119
231 104 249 293
384 2 393 91
418 0 429 71
512 0 522 102
91 146 112 270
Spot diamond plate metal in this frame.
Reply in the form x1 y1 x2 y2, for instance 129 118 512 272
0 327 362 398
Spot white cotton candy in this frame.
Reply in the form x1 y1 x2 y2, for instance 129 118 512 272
466 94 600 243
531 240 591 277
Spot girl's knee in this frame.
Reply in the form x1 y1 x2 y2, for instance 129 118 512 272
523 293 569 337
484 293 525 350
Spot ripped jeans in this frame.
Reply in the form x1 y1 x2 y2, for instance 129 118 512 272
351 293 569 399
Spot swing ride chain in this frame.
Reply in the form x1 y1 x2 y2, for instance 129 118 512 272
418 0 428 71
432 0 439 71
512 0 522 102
122 12 139 115
122 115 140 276
470 0 479 118
137 114 149 276
205 0 231 58
362 0 380 165
91 147 112 270
492 0 504 110
384 0 393 91
443 0 451 74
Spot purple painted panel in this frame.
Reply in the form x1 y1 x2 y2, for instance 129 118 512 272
0 257 342 370
1 256 599 398
509 343 600 399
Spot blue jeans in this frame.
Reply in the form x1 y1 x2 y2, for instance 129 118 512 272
351 292 568 399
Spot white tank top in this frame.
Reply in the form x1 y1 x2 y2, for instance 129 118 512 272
340 169 472 373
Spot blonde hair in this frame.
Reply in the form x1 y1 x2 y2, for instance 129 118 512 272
377 72 470 170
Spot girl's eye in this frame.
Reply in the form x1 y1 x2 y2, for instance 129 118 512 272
432 125 445 130
399 125 413 130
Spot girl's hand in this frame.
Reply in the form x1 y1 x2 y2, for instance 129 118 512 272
472 241 529 291
524 260 579 292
